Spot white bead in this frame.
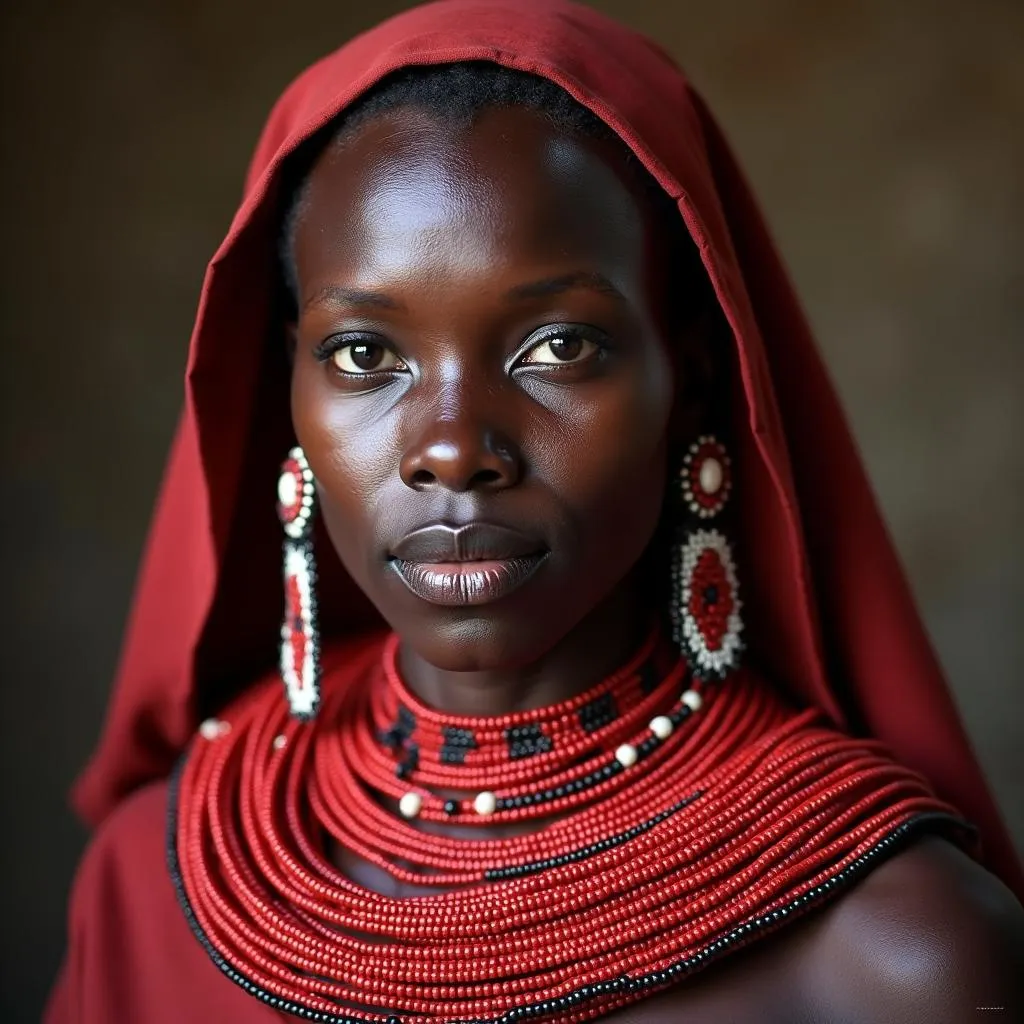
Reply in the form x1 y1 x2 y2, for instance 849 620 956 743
399 792 423 819
649 716 674 740
681 689 703 712
699 457 723 495
199 718 225 740
615 743 638 768
474 791 497 816
272 734 287 751
277 472 298 507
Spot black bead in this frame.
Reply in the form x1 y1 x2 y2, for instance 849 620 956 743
505 723 552 759
578 691 619 733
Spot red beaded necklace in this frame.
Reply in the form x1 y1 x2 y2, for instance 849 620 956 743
366 626 693 821
172 631 966 1023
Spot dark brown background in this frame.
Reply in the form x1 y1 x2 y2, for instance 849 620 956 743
2 1 1021 1019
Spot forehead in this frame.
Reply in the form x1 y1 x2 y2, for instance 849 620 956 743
291 105 654 291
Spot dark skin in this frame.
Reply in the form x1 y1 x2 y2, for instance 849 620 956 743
288 106 1024 1022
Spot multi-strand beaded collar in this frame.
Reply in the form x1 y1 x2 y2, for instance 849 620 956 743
170 630 967 1023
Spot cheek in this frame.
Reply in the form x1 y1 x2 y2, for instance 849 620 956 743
292 357 398 471
289 362 398 567
531 353 674 521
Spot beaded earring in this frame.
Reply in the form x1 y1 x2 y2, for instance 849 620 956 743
276 446 321 719
670 435 744 681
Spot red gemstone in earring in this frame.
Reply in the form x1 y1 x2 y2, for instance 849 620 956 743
678 529 743 679
681 436 732 519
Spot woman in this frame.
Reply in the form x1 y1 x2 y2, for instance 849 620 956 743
47 1 1023 1021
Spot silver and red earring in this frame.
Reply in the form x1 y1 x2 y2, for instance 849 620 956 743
670 435 744 681
277 446 321 719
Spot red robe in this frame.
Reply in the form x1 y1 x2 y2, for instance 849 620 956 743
47 0 1022 1020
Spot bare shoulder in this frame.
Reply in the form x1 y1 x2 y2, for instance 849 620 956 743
799 836 1024 1023
603 837 1024 1023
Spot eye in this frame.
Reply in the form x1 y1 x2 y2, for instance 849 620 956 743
315 336 407 375
519 326 604 367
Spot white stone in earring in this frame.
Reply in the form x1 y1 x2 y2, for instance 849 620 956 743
699 457 723 495
277 471 298 507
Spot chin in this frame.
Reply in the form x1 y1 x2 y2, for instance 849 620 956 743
393 610 568 673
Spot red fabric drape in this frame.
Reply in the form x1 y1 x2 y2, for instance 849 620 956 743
69 0 1020 896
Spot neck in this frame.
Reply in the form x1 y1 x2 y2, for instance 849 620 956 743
395 573 652 717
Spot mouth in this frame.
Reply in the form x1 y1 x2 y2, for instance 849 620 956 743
390 555 547 606
388 522 548 607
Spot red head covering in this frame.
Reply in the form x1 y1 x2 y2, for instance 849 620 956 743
71 0 1019 894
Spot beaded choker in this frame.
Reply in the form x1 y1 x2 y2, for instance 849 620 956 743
171 633 966 1023
371 627 696 822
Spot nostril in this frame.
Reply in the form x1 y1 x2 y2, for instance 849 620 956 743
409 469 437 489
400 433 522 492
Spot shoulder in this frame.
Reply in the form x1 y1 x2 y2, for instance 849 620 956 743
800 836 1024 1023
70 778 172 910
64 780 186 972
57 780 269 1023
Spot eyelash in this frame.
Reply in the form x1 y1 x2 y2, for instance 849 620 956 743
312 324 609 378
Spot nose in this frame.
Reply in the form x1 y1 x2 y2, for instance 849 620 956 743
399 414 523 493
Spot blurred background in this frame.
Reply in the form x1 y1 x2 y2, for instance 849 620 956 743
1 0 1021 1018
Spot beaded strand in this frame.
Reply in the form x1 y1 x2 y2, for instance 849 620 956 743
172 635 966 1022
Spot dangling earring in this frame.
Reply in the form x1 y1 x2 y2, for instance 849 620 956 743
669 435 744 681
277 446 321 719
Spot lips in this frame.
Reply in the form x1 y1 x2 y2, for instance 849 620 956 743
389 522 547 606
390 522 543 562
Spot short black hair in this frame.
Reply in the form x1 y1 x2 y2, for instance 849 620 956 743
277 61 705 321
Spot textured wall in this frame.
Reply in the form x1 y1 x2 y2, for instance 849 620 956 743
1 0 1021 1019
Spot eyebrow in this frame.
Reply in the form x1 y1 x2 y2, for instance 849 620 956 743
506 271 627 304
301 271 627 314
302 285 406 314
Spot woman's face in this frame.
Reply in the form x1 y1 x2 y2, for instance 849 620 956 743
289 104 679 672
